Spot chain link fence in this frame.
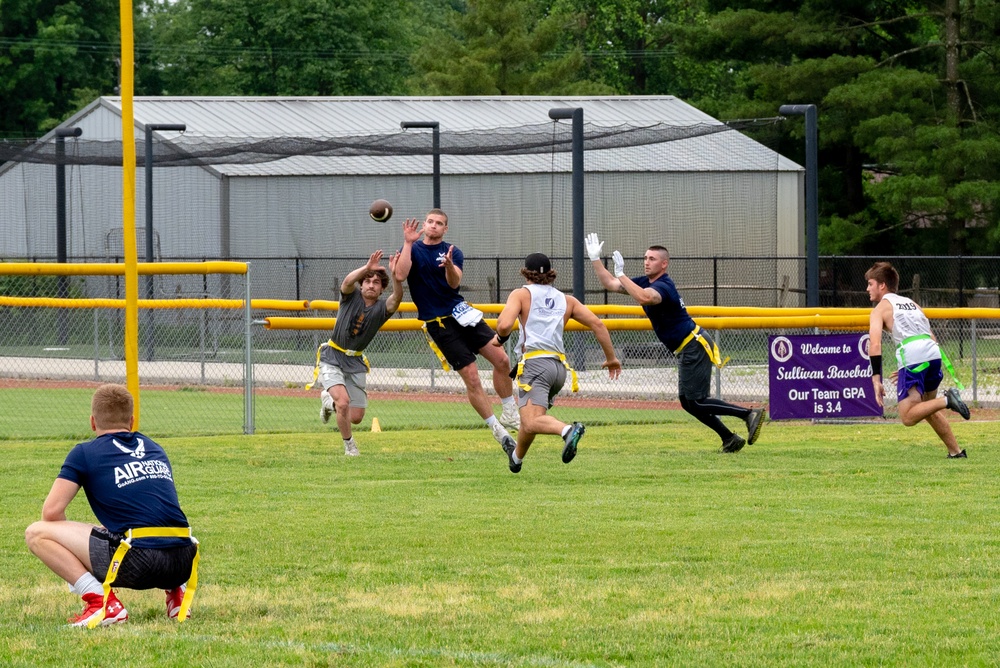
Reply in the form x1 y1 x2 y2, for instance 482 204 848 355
3 257 999 439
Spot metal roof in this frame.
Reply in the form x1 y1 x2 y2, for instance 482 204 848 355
43 96 802 175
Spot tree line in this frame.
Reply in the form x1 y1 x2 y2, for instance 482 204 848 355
2 0 997 255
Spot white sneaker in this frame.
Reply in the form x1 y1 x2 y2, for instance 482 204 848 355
344 439 360 456
320 390 334 424
499 403 521 430
490 420 512 446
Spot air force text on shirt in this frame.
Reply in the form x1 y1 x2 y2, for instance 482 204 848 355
115 459 174 487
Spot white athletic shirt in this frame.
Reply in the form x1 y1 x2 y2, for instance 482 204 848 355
882 293 940 367
515 284 567 357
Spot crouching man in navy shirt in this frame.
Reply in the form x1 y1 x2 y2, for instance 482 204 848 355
26 384 198 627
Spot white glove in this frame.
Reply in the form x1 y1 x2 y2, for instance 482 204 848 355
585 233 604 262
612 250 625 278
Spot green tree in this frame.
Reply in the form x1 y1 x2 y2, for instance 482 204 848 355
138 0 417 96
678 0 1000 255
409 0 613 94
0 1 119 135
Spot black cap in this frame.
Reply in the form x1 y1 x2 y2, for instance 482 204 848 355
524 252 551 273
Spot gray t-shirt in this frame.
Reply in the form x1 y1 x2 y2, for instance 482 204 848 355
319 286 391 374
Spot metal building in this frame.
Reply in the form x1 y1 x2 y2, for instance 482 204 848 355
0 96 804 304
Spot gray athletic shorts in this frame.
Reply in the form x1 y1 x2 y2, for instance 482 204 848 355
677 332 713 401
319 362 368 408
516 357 566 409
89 527 196 590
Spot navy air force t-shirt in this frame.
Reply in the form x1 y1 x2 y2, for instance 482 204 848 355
405 240 465 320
634 274 697 351
58 431 190 548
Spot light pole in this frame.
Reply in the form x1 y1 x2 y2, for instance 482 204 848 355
779 104 819 307
55 127 83 344
143 123 186 360
400 121 441 208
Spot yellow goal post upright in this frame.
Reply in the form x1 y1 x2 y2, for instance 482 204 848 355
0 261 249 430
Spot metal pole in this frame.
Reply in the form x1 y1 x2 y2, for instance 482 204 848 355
778 104 819 307
971 318 978 404
143 123 186 362
55 127 82 345
548 107 585 303
244 265 254 435
400 121 441 208
549 107 585 371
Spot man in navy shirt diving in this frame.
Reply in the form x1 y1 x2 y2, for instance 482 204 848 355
587 234 764 452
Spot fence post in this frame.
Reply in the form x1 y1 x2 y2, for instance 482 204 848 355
971 318 978 405
713 257 718 306
244 265 255 435
714 329 722 399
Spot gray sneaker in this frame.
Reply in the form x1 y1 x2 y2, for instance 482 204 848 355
721 433 746 453
944 388 970 420
490 420 513 446
344 439 360 456
746 408 765 445
502 438 521 473
562 422 585 464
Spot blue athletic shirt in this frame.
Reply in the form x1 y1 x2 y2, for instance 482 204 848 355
58 431 190 548
406 240 466 320
634 274 697 351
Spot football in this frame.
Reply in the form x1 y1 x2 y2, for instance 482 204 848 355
369 199 393 223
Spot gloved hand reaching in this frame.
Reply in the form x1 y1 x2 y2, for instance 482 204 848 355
585 233 604 262
612 250 625 278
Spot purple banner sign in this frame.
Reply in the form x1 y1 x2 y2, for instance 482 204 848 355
768 333 882 420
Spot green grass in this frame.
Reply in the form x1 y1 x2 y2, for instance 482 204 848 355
2 418 997 666
0 388 685 440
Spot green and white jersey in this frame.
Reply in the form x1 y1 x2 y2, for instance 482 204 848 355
883 292 940 368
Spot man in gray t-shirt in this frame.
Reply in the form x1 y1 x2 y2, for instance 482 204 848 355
315 250 403 455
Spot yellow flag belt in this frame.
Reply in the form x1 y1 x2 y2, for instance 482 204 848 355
89 526 199 629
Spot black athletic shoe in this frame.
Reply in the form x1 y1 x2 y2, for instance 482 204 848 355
746 408 765 445
502 437 521 473
562 422 585 464
947 449 968 459
721 433 746 453
944 388 970 420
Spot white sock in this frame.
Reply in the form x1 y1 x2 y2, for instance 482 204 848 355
485 415 500 428
511 452 522 464
561 424 572 438
73 572 103 597
501 396 516 410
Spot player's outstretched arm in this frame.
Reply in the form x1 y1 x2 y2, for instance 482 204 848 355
394 218 422 281
587 233 625 294
341 250 384 295
566 296 622 379
385 252 404 315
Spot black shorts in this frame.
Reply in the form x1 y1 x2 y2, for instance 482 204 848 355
89 527 197 590
677 333 713 401
425 317 496 371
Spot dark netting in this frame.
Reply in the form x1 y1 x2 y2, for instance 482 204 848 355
0 119 781 166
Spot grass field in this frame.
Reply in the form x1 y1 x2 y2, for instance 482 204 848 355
2 416 997 666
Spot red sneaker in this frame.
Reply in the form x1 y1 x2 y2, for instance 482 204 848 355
69 591 128 627
166 584 190 620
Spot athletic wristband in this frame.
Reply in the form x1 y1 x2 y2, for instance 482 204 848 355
870 354 882 377
496 332 510 345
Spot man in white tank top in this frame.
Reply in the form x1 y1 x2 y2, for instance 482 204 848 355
866 262 970 457
490 253 622 473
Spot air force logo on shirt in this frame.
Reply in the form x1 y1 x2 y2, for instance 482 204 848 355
113 438 146 459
